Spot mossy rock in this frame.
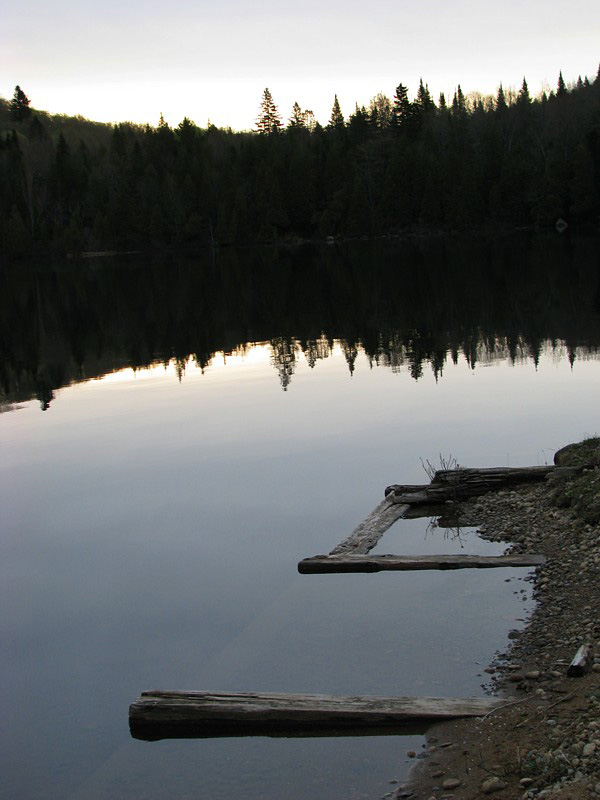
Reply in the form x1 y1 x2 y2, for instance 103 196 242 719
562 468 600 524
554 438 600 468
552 438 600 522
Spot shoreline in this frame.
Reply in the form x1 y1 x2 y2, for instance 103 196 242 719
401 441 600 799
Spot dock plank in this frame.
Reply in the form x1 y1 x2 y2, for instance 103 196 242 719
330 498 410 555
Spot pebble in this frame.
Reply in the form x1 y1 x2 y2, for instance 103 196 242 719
406 750 416 758
583 742 596 756
481 776 508 793
519 777 534 787
442 778 461 789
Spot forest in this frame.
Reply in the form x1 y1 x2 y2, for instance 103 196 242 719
0 71 599 256
2 234 600 408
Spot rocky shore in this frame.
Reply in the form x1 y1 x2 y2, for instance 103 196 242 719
400 439 600 800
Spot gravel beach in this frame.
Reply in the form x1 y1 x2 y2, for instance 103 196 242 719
399 440 600 800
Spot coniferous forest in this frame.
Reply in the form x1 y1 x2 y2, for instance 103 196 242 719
1 70 599 256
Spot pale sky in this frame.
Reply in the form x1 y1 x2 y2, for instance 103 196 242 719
2 0 599 130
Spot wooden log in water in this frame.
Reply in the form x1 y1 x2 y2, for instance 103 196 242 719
298 553 546 574
329 497 410 555
129 690 505 740
386 466 562 505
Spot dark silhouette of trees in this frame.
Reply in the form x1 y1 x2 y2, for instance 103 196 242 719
9 85 31 123
328 95 345 129
256 88 282 135
0 67 599 256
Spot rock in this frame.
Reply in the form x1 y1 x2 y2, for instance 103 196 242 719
525 670 541 680
406 750 416 758
431 770 444 778
583 742 596 756
481 776 507 793
519 777 534 787
442 778 461 789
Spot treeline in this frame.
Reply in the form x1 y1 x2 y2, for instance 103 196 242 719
1 71 599 256
2 234 600 407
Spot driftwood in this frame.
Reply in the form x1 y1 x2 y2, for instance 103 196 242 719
129 690 504 740
298 553 546 574
385 466 561 505
567 644 594 676
330 498 410 555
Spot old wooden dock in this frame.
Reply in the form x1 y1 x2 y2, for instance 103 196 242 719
130 463 552 741
298 465 550 574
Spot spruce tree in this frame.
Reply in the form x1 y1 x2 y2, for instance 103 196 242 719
416 79 435 113
9 85 31 122
391 83 411 129
328 95 345 129
256 88 282 134
557 71 567 98
288 102 305 128
496 83 507 112
518 77 530 105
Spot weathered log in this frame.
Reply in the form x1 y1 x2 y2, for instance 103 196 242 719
329 497 410 555
129 690 504 740
298 553 546 574
567 643 594 677
386 466 563 505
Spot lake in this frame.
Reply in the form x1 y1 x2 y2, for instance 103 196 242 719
1 234 599 799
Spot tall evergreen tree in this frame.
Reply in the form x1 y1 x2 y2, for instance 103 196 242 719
416 79 435 113
288 101 305 128
328 95 345 129
391 83 411 129
557 71 567 98
9 85 31 122
496 84 507 112
517 77 531 105
256 88 282 135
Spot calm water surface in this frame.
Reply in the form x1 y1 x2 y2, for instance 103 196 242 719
2 237 600 799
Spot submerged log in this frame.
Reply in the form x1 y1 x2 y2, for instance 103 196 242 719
386 466 561 505
129 690 504 740
329 497 410 555
298 553 546 574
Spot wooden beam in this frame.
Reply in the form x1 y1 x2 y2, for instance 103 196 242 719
129 690 505 740
329 497 410 555
298 553 546 574
385 466 563 505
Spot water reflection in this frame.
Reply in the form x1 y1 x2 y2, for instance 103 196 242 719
2 233 600 409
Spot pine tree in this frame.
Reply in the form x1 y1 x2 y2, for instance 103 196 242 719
9 85 31 122
496 83 507 112
518 77 530 105
328 95 345 129
451 85 466 117
391 83 411 129
256 88 282 135
557 71 567 98
288 102 305 128
416 79 435 113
